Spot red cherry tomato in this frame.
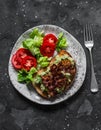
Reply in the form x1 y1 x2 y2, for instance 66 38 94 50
43 34 57 45
11 54 22 70
22 56 37 71
16 48 32 62
40 42 55 57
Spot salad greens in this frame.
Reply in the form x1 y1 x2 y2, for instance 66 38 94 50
23 28 68 59
56 32 68 52
17 28 68 84
37 56 50 68
23 37 43 48
29 28 44 38
23 38 42 57
23 28 44 57
18 67 37 84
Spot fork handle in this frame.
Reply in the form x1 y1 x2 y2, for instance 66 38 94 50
89 48 98 92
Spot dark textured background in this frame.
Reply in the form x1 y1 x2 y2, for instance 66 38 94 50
0 0 101 130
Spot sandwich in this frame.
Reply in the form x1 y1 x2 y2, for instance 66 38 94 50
32 50 76 98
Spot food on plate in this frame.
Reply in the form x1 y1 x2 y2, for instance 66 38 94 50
43 33 58 44
40 42 56 57
11 53 22 69
16 48 32 62
11 48 37 71
32 50 76 98
11 28 76 99
21 56 37 71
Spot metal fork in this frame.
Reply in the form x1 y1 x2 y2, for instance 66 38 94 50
84 24 98 92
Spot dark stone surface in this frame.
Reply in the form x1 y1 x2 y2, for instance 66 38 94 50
0 0 101 130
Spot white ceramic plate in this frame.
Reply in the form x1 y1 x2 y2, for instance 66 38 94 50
8 25 86 105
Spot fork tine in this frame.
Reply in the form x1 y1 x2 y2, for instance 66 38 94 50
84 24 93 41
86 24 89 41
84 26 85 42
84 24 87 41
85 24 89 41
88 23 92 41
88 24 90 41
89 24 93 41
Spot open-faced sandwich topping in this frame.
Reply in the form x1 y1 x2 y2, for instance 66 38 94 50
32 50 76 98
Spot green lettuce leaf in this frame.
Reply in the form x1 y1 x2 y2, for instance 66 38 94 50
33 36 43 47
23 37 43 48
18 69 28 82
23 38 42 57
30 28 44 38
30 47 41 56
40 62 49 67
58 32 63 41
17 67 37 84
22 28 44 57
38 56 48 63
56 32 68 52
38 56 49 68
23 38 34 48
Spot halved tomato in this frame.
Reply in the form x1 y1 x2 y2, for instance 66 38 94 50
11 54 22 70
22 56 37 71
43 34 57 45
40 42 55 57
16 48 32 62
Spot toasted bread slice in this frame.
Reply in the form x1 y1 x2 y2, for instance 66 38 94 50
32 50 76 99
